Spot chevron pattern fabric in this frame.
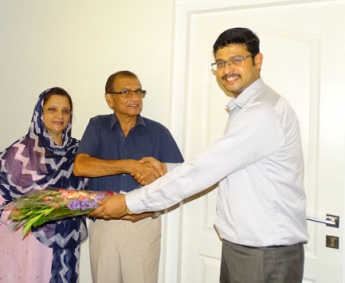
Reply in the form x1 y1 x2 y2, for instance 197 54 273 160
0 88 88 283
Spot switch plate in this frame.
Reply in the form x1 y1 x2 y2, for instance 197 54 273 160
326 235 339 249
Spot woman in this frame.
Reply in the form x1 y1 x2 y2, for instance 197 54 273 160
0 87 87 283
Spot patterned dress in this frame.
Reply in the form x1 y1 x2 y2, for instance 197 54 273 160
0 88 87 283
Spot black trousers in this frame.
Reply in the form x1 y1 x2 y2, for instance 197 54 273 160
220 240 304 283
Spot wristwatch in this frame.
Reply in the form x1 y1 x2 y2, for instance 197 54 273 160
151 211 161 219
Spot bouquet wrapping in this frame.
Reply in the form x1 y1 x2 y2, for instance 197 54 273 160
0 189 114 235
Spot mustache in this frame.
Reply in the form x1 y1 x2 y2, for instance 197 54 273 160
222 73 241 80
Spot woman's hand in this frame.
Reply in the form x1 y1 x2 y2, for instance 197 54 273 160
9 208 22 219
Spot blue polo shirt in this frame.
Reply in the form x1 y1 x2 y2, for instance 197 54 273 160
76 114 184 193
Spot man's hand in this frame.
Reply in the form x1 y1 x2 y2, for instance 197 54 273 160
130 160 162 185
132 157 167 185
88 194 127 220
121 212 154 223
140 157 167 175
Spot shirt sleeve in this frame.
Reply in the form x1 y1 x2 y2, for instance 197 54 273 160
126 103 285 213
0 196 12 224
157 126 184 163
166 163 181 172
76 118 100 157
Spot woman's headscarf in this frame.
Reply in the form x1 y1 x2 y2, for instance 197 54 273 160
0 87 85 199
0 87 87 283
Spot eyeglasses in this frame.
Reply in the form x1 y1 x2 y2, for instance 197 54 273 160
211 54 253 71
108 89 147 98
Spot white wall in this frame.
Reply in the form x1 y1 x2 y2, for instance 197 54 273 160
0 1 175 282
0 0 175 142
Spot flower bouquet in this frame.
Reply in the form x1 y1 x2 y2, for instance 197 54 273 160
0 189 114 235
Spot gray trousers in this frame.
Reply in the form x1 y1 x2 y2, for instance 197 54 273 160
220 240 304 283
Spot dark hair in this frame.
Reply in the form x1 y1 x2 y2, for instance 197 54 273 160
43 87 73 112
213 27 260 56
105 70 141 94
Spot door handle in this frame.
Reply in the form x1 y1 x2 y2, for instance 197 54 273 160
307 214 339 228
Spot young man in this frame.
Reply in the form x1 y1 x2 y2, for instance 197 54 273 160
74 70 184 283
89 28 308 283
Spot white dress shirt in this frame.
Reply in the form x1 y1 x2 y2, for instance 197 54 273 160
127 78 308 247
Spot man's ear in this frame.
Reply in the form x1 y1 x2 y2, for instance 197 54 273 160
254 52 263 69
105 93 114 109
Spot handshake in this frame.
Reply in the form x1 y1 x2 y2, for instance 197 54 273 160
88 157 166 222
130 157 167 186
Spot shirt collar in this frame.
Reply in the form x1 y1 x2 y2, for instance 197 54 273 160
226 78 264 112
109 114 146 130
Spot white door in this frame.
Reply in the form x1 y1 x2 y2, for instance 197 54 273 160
165 1 345 282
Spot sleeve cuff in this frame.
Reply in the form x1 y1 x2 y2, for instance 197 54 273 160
166 162 181 172
0 209 12 225
125 189 145 214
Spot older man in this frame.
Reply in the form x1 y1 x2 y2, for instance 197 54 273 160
74 70 183 283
